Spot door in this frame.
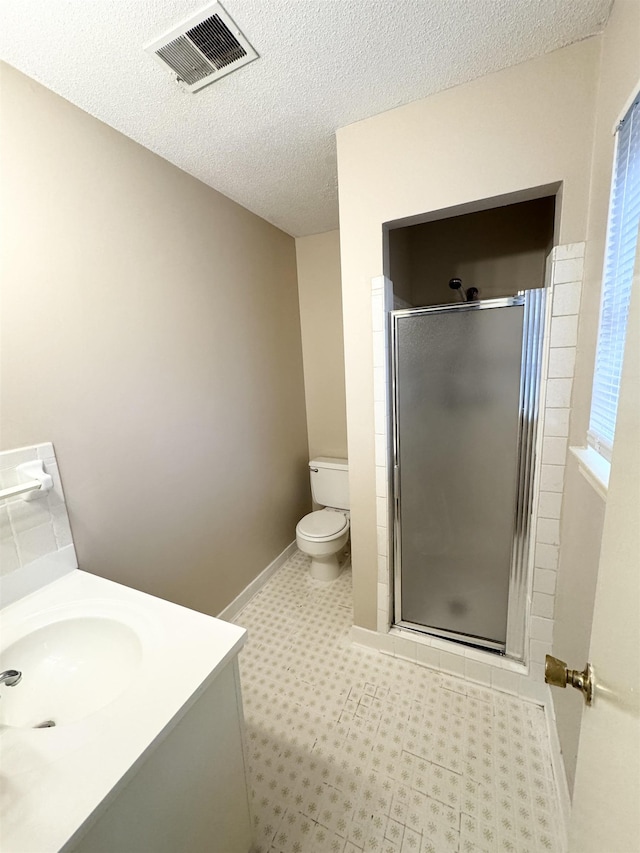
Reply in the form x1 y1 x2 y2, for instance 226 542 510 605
392 295 544 654
568 265 640 849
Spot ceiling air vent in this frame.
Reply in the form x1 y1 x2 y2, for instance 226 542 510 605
145 2 258 93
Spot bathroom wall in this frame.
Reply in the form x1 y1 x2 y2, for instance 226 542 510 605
552 0 640 795
0 64 310 617
336 38 600 630
295 230 348 460
388 197 555 307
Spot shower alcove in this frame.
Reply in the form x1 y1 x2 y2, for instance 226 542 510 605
381 194 557 664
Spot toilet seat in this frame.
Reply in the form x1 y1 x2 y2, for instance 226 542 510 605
296 509 349 541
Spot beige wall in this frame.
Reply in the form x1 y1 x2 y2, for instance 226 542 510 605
295 230 348 460
336 39 600 629
390 197 555 307
553 0 640 795
0 64 310 616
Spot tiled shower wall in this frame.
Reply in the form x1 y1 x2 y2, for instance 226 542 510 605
529 243 585 683
0 443 77 606
366 243 585 702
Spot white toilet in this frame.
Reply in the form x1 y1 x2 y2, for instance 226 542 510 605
296 457 350 581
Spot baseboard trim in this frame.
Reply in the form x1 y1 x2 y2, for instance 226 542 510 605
351 625 382 651
217 541 297 622
545 697 571 852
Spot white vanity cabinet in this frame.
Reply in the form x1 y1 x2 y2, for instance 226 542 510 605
0 571 253 853
68 659 252 853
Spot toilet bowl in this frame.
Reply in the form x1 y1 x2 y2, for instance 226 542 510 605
296 508 349 581
296 457 350 581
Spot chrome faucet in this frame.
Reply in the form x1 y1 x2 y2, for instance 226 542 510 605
0 669 22 687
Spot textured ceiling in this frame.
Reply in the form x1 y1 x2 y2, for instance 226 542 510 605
0 0 611 236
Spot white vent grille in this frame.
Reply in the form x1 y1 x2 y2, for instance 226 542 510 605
145 3 258 93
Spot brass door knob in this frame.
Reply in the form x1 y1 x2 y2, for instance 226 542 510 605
545 655 594 706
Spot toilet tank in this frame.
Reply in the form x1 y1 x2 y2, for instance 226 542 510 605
310 457 349 509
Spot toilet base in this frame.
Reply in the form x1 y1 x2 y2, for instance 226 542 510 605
296 528 349 582
309 552 342 582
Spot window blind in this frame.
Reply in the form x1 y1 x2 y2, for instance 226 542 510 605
588 93 640 462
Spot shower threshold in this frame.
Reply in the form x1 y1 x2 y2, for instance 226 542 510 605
394 618 507 656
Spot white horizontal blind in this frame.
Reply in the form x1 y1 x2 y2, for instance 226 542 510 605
589 93 640 462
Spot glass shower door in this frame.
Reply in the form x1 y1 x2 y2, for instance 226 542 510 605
392 297 537 651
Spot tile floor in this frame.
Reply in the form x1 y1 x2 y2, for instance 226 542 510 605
234 551 563 853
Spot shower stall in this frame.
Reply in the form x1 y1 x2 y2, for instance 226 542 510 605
391 290 546 660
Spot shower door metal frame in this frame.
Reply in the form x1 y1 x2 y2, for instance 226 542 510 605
391 290 546 660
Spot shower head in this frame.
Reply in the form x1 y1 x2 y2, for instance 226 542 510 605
448 278 480 302
449 278 467 302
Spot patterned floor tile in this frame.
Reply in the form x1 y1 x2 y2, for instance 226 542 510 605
234 551 563 853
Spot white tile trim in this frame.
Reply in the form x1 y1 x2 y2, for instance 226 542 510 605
0 544 77 608
0 443 77 606
217 540 297 622
371 275 394 631
351 622 558 706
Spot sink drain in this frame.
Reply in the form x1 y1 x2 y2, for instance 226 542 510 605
33 720 56 728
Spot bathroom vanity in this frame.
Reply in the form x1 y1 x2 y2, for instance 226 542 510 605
0 570 252 853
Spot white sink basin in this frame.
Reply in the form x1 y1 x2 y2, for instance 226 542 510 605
0 616 142 728
0 570 247 853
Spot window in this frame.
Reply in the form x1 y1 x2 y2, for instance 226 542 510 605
588 93 640 463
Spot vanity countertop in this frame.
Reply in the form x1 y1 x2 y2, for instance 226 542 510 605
0 570 247 853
